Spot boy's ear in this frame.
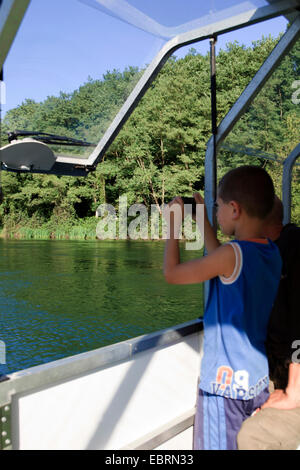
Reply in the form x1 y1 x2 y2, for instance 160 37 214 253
230 201 242 219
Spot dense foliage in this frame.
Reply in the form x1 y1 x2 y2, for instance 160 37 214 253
0 34 299 238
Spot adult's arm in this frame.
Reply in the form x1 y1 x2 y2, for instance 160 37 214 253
262 363 300 410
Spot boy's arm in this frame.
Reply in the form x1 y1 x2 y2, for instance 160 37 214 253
262 363 300 410
193 193 221 254
163 198 235 285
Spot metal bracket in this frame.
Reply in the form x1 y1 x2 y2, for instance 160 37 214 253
0 403 12 450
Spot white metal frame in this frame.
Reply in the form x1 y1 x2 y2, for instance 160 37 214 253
1 0 300 175
204 15 300 228
0 0 30 71
61 0 300 169
0 319 203 450
1 0 300 450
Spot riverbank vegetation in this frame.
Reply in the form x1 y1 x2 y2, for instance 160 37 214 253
1 32 299 239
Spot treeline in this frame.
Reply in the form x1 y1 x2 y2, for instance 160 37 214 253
0 33 299 239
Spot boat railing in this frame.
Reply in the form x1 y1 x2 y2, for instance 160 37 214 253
0 318 203 450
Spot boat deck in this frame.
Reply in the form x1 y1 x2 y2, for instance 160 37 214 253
0 319 203 450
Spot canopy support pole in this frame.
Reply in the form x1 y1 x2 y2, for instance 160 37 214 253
282 143 300 225
209 36 218 221
204 14 300 305
205 14 300 230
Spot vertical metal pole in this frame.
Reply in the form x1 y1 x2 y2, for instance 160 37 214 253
205 36 218 232
209 37 218 206
204 37 218 308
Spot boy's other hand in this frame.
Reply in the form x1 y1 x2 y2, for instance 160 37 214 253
165 196 184 216
193 193 207 221
193 192 204 205
163 196 184 237
168 196 184 207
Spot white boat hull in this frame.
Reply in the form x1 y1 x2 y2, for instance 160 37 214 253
0 320 203 450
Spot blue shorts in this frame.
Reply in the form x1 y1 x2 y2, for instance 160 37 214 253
193 387 269 450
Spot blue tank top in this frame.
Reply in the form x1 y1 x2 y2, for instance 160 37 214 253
199 239 282 400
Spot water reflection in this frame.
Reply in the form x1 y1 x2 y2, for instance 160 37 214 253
0 239 203 373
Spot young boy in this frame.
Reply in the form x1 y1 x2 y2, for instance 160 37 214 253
163 165 282 450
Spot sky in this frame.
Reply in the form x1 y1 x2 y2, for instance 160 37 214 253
1 0 288 116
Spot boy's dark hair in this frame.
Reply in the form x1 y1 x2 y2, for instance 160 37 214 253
218 165 275 219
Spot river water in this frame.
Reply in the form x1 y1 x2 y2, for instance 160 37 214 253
0 239 203 374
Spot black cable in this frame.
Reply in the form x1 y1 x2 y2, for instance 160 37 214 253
7 130 96 147
209 36 218 230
